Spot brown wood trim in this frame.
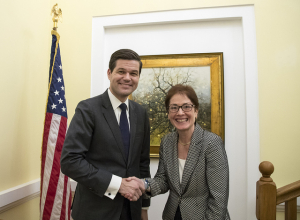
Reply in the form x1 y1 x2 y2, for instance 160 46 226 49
285 198 297 220
276 180 300 205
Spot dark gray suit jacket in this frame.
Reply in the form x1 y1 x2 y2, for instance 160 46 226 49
61 90 151 220
147 124 230 220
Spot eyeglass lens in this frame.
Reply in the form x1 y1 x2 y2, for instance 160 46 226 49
169 104 193 112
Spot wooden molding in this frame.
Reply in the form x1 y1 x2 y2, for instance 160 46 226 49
0 179 77 214
0 187 298 215
0 192 39 214
0 179 40 208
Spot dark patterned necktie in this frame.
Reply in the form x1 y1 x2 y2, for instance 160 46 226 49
119 103 130 161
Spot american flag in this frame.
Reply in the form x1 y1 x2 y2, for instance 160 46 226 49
40 30 72 220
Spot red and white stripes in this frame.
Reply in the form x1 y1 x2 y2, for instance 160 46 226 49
40 113 72 220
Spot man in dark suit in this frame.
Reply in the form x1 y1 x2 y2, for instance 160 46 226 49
61 49 151 220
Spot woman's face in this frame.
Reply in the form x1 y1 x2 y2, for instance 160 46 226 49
168 93 198 133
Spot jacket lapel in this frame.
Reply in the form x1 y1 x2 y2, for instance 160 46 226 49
101 91 127 164
127 100 137 167
180 124 204 193
165 132 181 195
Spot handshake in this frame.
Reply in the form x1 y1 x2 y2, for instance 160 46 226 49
119 176 148 201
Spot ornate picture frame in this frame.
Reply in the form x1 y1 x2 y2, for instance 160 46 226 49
132 53 224 157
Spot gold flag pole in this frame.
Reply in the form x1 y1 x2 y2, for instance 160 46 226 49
51 3 62 31
41 4 62 161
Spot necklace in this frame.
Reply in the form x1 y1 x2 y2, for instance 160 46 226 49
178 140 191 146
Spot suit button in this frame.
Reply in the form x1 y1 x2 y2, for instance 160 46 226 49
108 193 111 196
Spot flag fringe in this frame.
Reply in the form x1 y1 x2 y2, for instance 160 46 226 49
40 30 60 191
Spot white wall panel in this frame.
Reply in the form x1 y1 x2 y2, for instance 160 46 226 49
91 6 259 220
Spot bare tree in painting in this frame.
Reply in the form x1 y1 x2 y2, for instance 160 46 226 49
132 67 211 145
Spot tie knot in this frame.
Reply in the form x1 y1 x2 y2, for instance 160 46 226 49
119 103 127 112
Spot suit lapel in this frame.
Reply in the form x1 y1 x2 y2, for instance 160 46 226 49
180 124 204 193
101 91 127 164
127 100 137 167
165 132 181 195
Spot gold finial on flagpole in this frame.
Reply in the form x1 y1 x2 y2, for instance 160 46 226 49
51 3 62 30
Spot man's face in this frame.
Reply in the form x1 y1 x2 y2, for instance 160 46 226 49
107 59 140 102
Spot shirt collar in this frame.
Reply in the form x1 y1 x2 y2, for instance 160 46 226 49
107 88 129 111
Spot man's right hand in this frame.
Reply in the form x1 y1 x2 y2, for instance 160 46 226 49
119 178 142 201
125 176 145 193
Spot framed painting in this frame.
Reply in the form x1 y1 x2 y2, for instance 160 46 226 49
131 53 224 157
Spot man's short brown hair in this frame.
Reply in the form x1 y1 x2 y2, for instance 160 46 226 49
109 49 143 75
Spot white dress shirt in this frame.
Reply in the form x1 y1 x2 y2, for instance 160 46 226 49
104 88 130 199
178 158 186 183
